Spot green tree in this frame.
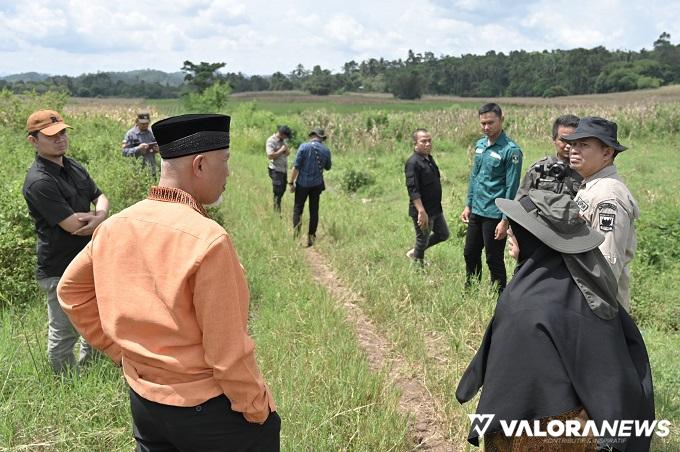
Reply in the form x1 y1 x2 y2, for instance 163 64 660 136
388 69 422 99
181 61 226 93
304 65 335 95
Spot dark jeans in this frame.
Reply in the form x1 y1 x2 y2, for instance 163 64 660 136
268 168 286 212
129 388 280 452
293 184 323 237
411 212 450 260
463 213 507 291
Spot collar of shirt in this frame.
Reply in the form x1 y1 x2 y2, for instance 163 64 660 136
582 164 618 189
413 151 434 163
147 186 209 218
482 131 509 149
35 154 68 176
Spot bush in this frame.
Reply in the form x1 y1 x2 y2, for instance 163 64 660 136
340 169 375 193
0 89 69 131
182 81 232 112
542 85 570 97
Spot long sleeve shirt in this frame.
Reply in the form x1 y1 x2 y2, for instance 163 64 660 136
466 131 523 218
293 140 331 187
404 151 443 216
574 165 639 312
57 189 275 423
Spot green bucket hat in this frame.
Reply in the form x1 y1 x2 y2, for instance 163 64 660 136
496 190 604 254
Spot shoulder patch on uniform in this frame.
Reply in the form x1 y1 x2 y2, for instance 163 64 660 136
575 197 589 212
511 153 520 164
597 202 617 211
599 213 616 232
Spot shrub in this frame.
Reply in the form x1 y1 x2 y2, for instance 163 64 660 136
182 81 232 112
340 169 375 193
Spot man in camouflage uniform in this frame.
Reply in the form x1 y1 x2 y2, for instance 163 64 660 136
562 116 639 312
515 114 582 199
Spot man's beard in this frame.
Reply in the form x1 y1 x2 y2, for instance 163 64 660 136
203 194 223 208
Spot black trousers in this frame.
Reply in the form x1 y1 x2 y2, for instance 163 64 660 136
129 388 280 452
411 211 450 260
268 168 286 212
463 213 507 291
292 184 323 237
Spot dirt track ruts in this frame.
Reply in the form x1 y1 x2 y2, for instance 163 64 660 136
305 248 458 451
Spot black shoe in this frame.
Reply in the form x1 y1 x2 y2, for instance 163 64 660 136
307 235 316 247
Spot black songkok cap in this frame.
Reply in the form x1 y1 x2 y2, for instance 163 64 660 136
152 114 230 159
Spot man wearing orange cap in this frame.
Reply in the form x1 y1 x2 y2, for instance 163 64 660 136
22 109 109 374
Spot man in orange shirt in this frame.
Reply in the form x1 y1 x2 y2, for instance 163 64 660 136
58 114 279 451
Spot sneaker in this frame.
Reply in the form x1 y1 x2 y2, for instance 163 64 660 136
406 248 415 259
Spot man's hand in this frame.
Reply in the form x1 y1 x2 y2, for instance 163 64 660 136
417 210 429 232
138 143 150 154
494 219 509 240
460 206 471 224
288 182 295 193
72 211 107 236
280 145 289 156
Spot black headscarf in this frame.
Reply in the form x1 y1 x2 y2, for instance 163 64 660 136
456 223 655 451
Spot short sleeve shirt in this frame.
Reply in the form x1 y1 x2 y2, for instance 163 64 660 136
574 165 639 311
266 134 288 173
22 155 102 278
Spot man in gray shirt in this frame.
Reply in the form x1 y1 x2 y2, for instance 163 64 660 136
266 125 292 212
122 112 158 177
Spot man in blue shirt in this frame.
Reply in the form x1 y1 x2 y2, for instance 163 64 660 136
289 128 332 247
460 103 523 293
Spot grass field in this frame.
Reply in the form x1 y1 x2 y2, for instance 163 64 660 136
1 89 678 450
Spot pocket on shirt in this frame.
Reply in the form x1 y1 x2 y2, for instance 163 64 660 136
484 154 503 176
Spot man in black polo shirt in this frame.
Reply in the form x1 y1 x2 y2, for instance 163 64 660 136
22 109 109 374
404 128 450 265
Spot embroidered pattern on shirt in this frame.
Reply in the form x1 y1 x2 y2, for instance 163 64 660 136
597 202 618 211
599 213 616 232
575 197 589 212
147 186 209 218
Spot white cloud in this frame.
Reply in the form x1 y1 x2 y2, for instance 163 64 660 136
0 0 676 76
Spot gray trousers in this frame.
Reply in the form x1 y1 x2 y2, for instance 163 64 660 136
38 276 95 374
411 212 450 260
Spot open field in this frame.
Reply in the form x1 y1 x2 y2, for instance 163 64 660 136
1 90 678 450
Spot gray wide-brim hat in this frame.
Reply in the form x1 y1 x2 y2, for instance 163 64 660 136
309 127 327 139
496 190 604 254
560 116 627 152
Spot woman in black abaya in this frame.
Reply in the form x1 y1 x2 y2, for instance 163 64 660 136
456 190 654 452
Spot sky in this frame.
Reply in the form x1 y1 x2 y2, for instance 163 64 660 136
1 0 679 77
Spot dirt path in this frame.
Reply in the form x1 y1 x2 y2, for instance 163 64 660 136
305 248 458 451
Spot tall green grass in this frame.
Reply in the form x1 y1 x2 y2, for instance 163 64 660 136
1 92 678 450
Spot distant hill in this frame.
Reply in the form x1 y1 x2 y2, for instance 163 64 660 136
1 69 185 86
105 69 185 87
1 72 51 83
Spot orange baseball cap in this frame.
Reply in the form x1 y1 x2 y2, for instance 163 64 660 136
27 110 72 136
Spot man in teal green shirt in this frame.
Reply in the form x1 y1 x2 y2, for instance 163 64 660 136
460 103 523 292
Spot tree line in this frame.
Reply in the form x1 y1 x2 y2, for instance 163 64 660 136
3 33 679 100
